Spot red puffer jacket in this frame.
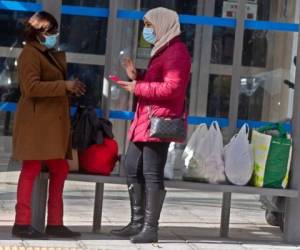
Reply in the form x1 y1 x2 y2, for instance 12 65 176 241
128 36 191 142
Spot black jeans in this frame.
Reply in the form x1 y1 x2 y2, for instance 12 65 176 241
125 142 170 190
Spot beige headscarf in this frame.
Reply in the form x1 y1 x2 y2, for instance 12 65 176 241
144 7 181 57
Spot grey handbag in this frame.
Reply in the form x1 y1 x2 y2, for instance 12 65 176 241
148 102 186 141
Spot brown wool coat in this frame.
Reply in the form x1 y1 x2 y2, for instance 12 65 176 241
12 41 72 161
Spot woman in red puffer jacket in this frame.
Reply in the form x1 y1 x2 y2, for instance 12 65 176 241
111 7 191 243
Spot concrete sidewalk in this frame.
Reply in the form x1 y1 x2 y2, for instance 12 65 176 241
0 172 299 250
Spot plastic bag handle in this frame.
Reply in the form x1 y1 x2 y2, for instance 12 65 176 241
211 121 221 132
239 123 249 134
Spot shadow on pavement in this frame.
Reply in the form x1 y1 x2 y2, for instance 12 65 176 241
0 225 285 246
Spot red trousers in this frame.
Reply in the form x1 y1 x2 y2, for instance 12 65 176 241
15 159 69 225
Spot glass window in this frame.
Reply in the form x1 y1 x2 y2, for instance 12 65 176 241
0 112 14 136
238 70 293 122
238 76 265 120
242 0 299 68
242 30 268 67
141 0 197 14
67 63 104 107
211 27 235 65
0 114 13 168
0 11 33 47
60 15 107 55
238 31 297 122
0 55 19 140
256 0 297 22
0 56 20 102
62 0 109 7
211 0 236 65
240 1 270 68
256 0 270 21
60 0 108 54
207 74 231 118
0 0 40 46
238 70 295 122
215 0 268 20
0 112 6 134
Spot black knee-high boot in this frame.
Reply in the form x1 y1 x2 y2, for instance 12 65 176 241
130 188 166 243
111 183 145 237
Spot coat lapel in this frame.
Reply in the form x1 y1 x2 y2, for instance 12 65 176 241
28 41 67 79
47 51 67 79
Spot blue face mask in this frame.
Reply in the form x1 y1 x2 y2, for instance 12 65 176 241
143 27 156 44
41 34 58 49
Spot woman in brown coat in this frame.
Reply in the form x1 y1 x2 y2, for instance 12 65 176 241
12 11 85 239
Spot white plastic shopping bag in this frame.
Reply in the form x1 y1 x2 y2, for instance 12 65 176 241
182 124 208 182
183 122 226 184
164 142 185 179
224 124 254 185
199 121 226 184
182 124 208 164
164 142 176 179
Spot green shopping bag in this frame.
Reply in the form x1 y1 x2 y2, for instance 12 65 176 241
252 123 292 188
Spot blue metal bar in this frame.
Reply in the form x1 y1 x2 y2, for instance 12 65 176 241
245 20 299 32
0 3 298 32
61 5 109 17
109 110 134 120
0 1 42 12
179 14 236 27
1 3 298 32
0 102 291 131
0 102 16 112
117 9 144 20
117 9 236 28
187 116 229 127
117 9 300 32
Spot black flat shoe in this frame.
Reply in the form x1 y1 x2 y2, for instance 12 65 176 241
45 225 81 238
12 224 47 239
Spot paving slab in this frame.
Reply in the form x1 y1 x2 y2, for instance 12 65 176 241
0 176 298 249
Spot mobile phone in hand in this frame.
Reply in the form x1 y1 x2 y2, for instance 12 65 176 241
109 75 121 82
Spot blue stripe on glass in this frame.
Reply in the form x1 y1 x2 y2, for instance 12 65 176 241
1 3 298 32
179 15 236 27
0 102 291 131
61 5 109 17
117 9 236 28
0 102 16 112
187 116 229 127
117 9 300 32
0 1 42 12
117 9 144 20
245 20 299 32
109 110 135 120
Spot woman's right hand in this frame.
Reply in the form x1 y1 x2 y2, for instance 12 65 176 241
65 80 86 96
122 57 137 80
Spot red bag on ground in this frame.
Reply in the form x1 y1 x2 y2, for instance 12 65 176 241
78 138 118 175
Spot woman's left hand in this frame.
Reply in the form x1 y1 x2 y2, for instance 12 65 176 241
117 80 136 93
